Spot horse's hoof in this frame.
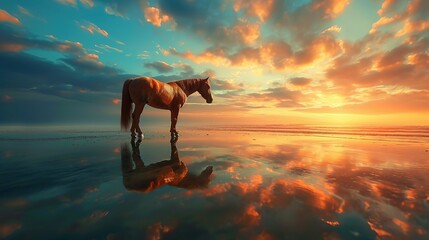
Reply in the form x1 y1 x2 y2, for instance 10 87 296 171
137 133 144 139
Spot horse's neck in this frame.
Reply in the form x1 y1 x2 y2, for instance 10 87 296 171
176 79 200 96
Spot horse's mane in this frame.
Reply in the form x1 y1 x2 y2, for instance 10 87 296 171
174 78 201 96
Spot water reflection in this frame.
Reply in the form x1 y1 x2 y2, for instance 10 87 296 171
121 138 213 192
1 130 428 239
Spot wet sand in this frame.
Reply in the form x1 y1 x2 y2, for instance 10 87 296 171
0 128 428 239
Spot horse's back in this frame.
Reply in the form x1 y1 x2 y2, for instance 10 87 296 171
129 76 160 89
128 76 181 109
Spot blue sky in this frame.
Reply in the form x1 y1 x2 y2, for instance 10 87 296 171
1 0 428 127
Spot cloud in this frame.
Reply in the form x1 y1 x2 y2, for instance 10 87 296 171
0 9 21 25
322 25 341 34
231 20 260 45
0 51 135 125
378 0 402 16
407 0 429 20
157 0 260 46
269 0 350 43
233 0 275 22
0 51 128 94
17 6 32 17
61 54 120 75
80 22 109 37
294 35 343 66
211 79 243 91
104 5 124 17
56 0 77 6
97 0 139 18
395 19 429 37
174 63 195 76
170 46 230 66
143 7 173 27
0 24 124 79
0 18 130 93
137 51 150 59
0 25 86 55
237 84 304 108
144 61 174 73
311 0 350 19
80 0 94 8
95 44 122 53
371 0 429 37
289 77 312 86
369 16 400 34
173 34 342 71
327 37 429 90
298 91 429 114
115 40 125 45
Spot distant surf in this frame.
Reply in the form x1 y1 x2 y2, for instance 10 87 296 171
202 125 429 142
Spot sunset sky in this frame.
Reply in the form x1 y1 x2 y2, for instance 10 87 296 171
1 0 428 127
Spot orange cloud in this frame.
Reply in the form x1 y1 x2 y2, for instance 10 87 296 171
232 21 260 45
78 54 103 67
406 0 429 16
369 16 399 34
112 98 120 104
378 0 400 16
294 35 343 66
173 35 341 71
328 37 429 90
81 53 99 61
2 95 12 102
56 0 77 6
311 0 350 19
228 40 294 70
373 0 429 37
233 0 275 22
0 224 21 238
396 19 429 37
0 43 25 52
56 41 84 53
79 0 94 8
299 91 429 114
236 205 261 226
0 9 21 25
322 25 342 34
144 7 172 27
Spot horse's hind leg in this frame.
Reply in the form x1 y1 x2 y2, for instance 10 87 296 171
131 103 145 139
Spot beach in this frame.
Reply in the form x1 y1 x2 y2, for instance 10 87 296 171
1 127 428 239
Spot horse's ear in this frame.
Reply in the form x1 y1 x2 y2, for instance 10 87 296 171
204 77 209 82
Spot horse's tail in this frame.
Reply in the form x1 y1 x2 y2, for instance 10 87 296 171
121 79 132 131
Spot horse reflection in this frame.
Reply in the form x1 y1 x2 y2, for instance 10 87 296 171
121 139 213 192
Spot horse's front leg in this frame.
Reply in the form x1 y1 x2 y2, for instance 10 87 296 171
170 106 180 139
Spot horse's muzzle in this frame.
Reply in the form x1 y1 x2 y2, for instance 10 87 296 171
207 99 213 104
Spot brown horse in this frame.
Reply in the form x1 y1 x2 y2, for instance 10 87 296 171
121 76 213 138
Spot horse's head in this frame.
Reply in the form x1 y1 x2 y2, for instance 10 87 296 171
198 77 213 104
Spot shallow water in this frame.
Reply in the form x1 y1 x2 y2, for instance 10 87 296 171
1 129 428 239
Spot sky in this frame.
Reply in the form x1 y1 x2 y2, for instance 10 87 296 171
0 0 428 127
